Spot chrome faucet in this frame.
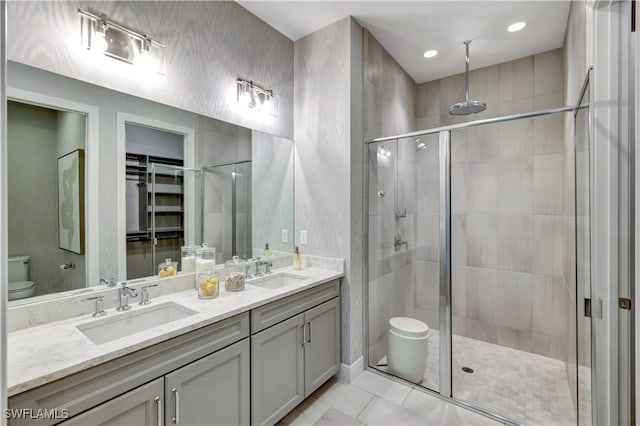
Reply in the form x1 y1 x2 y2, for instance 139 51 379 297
117 283 138 311
394 235 408 251
257 260 273 275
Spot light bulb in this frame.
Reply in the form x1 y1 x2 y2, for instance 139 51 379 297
136 48 154 71
93 32 108 52
92 21 108 52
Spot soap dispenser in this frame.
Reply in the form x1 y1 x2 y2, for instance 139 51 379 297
293 246 302 270
263 243 272 258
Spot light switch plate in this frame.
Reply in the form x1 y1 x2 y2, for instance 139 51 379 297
281 229 288 243
300 230 308 245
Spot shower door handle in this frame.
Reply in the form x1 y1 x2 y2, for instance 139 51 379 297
584 298 591 318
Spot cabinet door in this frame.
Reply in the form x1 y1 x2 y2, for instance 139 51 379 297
251 313 305 426
304 297 341 396
61 378 164 426
164 339 250 426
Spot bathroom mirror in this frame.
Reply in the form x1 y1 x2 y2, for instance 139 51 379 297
7 61 294 304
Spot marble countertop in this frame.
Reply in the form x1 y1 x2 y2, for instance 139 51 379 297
8 266 343 397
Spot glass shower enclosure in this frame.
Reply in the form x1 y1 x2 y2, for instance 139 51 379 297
365 104 590 426
203 161 253 264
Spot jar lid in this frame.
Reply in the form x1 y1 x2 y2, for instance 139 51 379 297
197 243 216 254
182 241 196 250
225 255 245 266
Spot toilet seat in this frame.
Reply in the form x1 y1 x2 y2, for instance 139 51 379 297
8 281 36 301
389 317 429 338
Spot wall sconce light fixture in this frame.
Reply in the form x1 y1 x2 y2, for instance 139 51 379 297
237 79 279 117
77 8 166 74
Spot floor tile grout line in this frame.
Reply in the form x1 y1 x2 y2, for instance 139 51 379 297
354 395 377 422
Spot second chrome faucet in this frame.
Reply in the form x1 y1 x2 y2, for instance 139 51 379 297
117 283 139 311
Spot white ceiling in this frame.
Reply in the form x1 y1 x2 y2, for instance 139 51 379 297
237 1 571 84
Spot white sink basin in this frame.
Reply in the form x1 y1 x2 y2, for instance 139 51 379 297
77 302 198 345
248 272 309 290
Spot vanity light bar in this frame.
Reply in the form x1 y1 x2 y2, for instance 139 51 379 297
77 8 165 49
237 79 279 117
77 8 166 73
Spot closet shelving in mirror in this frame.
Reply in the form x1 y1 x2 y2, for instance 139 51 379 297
125 153 185 242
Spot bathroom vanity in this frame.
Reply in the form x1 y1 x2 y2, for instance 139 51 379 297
7 267 342 426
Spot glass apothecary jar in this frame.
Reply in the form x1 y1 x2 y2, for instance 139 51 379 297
224 256 246 292
181 241 197 273
158 258 178 278
197 268 219 299
195 243 216 274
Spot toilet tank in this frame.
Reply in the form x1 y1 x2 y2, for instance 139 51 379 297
8 256 30 282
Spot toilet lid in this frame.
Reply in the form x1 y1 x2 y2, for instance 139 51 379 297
389 317 429 338
9 281 34 293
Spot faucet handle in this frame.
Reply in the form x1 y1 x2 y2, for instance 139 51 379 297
140 284 159 305
265 261 273 274
83 295 107 317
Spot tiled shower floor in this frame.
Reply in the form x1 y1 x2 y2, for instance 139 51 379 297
376 333 577 425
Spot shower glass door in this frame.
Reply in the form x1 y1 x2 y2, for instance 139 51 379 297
575 73 592 426
203 161 253 264
366 132 445 394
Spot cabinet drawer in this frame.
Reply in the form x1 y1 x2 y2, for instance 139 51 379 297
60 378 164 426
250 280 340 334
9 313 249 426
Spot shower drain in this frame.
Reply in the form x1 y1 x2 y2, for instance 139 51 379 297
461 367 474 373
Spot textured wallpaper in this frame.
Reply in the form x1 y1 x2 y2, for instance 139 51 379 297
7 1 293 139
294 17 364 365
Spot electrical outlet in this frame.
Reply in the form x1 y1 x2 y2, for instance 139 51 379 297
281 229 289 243
300 230 308 245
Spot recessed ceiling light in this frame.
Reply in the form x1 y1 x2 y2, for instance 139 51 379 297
508 22 526 32
423 50 438 58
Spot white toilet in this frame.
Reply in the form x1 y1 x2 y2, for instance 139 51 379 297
8 255 36 301
387 317 429 383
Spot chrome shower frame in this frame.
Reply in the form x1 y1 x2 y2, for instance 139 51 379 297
363 104 577 426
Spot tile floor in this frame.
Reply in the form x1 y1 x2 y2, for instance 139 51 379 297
376 333 576 425
277 371 505 426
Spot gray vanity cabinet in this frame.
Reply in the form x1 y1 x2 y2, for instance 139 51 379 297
61 378 163 426
250 280 341 426
250 314 305 426
303 297 341 395
164 339 250 426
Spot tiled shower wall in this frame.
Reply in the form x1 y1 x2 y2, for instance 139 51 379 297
365 29 418 364
414 49 568 360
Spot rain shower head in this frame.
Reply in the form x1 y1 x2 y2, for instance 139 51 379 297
449 40 487 116
449 100 487 115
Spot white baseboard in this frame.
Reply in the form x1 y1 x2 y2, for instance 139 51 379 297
338 356 364 383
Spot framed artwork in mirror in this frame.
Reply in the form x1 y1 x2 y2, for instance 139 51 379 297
57 148 85 254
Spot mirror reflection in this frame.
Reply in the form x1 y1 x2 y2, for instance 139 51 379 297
7 61 294 304
8 100 87 299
